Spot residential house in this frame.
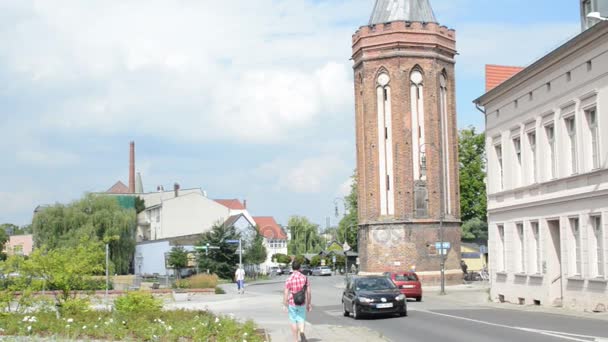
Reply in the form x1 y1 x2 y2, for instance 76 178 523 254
254 216 288 272
3 234 33 256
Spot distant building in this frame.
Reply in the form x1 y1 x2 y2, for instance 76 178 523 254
474 13 608 311
4 235 33 256
581 0 608 31
254 216 288 272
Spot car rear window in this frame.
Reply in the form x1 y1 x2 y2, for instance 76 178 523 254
395 274 418 281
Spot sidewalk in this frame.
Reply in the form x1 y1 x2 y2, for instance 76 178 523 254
165 282 387 342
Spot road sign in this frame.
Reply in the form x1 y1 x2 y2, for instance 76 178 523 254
435 242 451 249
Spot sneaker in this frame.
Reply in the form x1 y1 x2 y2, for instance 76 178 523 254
299 332 307 342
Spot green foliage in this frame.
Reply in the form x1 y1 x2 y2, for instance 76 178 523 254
178 274 218 289
286 216 323 255
215 286 226 294
134 196 146 214
32 194 136 274
196 223 240 280
459 127 487 223
114 291 163 319
461 218 489 243
0 227 7 261
59 297 91 317
167 246 189 279
327 242 343 253
271 253 291 265
337 170 359 251
310 255 322 267
244 229 267 266
293 255 307 266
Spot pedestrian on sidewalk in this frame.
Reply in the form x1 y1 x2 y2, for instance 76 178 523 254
283 260 311 342
235 264 245 294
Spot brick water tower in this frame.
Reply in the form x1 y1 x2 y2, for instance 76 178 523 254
352 0 462 285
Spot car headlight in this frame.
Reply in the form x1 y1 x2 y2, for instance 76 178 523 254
395 294 406 301
358 297 374 303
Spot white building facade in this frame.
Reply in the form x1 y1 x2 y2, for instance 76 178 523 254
475 20 608 312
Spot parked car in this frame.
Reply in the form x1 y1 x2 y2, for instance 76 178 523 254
269 266 282 275
312 266 332 276
300 266 313 276
383 272 423 302
342 275 407 319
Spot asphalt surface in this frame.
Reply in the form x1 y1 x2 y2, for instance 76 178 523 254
247 275 608 342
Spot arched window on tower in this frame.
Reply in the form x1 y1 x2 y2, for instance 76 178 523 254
411 68 428 218
439 72 452 215
377 72 394 216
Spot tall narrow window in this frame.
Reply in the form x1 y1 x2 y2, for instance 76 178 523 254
565 116 577 174
377 72 394 216
592 216 604 278
439 73 451 214
410 69 425 181
513 136 522 187
531 221 541 274
528 131 537 183
587 108 600 169
517 223 525 273
495 144 503 191
498 225 506 272
570 217 581 276
545 124 556 179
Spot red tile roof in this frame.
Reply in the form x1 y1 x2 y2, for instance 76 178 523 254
485 65 525 92
254 216 287 240
106 181 131 194
214 199 246 210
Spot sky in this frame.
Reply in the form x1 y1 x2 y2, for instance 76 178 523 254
0 0 581 228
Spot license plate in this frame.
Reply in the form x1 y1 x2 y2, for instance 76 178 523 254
376 303 393 309
402 285 415 289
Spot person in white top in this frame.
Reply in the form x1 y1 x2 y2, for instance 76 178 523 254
235 265 246 294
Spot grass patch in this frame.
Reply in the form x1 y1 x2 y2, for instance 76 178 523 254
0 310 263 341
176 274 219 289
215 286 226 294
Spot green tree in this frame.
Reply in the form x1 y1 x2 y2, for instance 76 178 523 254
168 246 189 279
293 255 307 266
244 230 267 266
196 222 240 280
459 127 488 242
0 228 7 261
337 170 359 251
135 196 146 214
271 253 291 265
287 216 323 254
32 194 136 274
1 223 19 236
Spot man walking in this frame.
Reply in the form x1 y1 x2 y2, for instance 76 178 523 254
235 265 245 294
283 260 311 342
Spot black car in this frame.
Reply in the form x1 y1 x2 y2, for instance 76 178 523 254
341 276 407 319
300 266 313 276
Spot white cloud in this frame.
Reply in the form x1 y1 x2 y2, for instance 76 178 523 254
0 189 47 219
16 147 79 167
337 177 354 197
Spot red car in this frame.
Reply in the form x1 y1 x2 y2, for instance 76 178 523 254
384 272 423 302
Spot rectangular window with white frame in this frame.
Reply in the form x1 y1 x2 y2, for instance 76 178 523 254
495 144 503 191
570 217 582 276
530 221 541 274
497 224 506 272
516 223 525 273
586 107 600 170
591 215 604 278
513 136 522 187
545 124 556 180
527 130 537 184
564 116 578 175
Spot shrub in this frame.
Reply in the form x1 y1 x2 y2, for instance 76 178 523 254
215 286 226 294
187 274 218 289
114 291 162 318
59 297 90 317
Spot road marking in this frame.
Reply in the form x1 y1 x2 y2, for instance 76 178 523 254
415 309 607 342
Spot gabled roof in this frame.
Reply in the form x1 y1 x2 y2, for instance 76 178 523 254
253 216 287 240
223 214 246 228
106 181 131 194
369 0 437 25
214 199 245 210
485 65 524 92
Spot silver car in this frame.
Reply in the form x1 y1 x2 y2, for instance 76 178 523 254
312 266 332 276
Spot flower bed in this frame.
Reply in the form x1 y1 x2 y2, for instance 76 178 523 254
0 310 264 341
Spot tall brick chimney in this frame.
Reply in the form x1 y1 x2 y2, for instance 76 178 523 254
129 141 135 193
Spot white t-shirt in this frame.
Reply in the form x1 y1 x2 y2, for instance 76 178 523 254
235 268 245 281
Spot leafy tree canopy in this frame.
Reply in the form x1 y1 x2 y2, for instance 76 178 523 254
196 222 240 280
244 229 267 266
168 246 189 279
32 193 136 274
271 253 291 265
337 170 358 251
459 127 488 243
461 218 489 243
287 216 323 255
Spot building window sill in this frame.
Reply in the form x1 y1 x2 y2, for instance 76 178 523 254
567 276 585 281
588 278 608 284
514 273 528 278
496 271 508 276
528 274 544 279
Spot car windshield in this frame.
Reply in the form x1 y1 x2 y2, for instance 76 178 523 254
355 278 396 291
395 274 418 281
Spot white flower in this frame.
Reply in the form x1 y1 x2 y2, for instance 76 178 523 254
243 332 248 336
94 325 98 329
82 325 87 330
214 317 220 323
67 318 74 323
122 321 126 325
98 317 102 321
27 326 32 332
28 317 37 323
66 325 70 329
22 316 29 322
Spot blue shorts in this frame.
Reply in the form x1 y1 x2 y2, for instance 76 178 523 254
288 305 306 323
237 280 244 289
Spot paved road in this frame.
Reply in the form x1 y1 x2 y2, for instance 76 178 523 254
242 275 608 342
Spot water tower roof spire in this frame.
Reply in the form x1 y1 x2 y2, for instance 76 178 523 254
369 0 437 25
